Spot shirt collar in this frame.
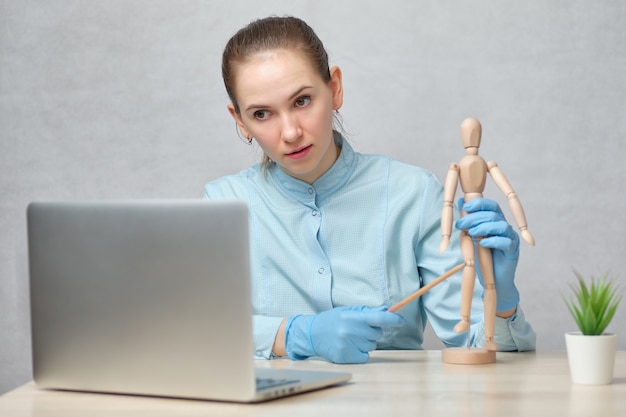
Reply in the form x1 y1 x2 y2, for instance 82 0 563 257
269 132 357 204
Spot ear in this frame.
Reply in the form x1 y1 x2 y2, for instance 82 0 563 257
329 66 344 111
227 103 252 139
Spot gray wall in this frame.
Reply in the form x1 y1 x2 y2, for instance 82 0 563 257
2 0 625 394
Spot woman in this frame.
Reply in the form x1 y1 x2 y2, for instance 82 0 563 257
204 16 535 364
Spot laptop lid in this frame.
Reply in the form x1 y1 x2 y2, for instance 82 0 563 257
27 200 350 402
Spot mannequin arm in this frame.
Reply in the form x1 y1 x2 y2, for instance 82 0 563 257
487 161 535 245
440 163 459 252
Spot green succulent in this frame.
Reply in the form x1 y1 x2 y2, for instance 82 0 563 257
564 271 623 336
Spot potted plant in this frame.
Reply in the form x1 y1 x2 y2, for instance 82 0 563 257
563 270 622 385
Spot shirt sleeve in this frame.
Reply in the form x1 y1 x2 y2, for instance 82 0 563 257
253 315 285 359
204 175 287 359
471 306 536 351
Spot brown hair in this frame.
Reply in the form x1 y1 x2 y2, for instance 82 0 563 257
222 16 331 115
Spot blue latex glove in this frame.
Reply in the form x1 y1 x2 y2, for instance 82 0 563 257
284 306 405 364
456 197 520 312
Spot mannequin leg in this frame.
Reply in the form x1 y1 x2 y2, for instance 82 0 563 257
476 239 498 351
454 231 475 333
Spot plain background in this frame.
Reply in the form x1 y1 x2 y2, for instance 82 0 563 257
2 0 625 395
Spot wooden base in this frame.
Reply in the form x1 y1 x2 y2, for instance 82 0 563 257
441 347 496 365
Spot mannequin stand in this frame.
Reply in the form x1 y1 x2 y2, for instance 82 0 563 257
441 347 496 365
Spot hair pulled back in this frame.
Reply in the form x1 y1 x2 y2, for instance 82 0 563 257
222 16 331 114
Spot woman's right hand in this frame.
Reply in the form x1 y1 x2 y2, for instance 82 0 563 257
284 306 405 364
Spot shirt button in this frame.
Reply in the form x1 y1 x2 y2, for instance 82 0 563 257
312 210 318 216
308 187 314 194
318 267 325 274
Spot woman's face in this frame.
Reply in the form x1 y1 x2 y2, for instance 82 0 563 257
228 49 343 184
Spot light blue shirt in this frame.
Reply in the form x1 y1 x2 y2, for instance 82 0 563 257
203 134 536 359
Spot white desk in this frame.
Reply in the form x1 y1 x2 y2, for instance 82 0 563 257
1 351 624 417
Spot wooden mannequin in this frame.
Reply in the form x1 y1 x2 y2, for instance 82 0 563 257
439 117 535 364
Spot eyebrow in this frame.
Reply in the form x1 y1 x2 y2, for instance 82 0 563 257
244 85 313 112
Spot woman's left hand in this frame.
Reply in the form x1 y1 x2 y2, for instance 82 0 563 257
455 197 520 312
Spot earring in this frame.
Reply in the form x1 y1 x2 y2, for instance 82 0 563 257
238 133 253 145
235 122 253 145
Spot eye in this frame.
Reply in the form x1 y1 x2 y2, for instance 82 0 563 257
294 95 311 108
253 110 270 120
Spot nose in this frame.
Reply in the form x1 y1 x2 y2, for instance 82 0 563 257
280 113 302 142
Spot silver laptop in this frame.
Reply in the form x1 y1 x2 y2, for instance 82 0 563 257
27 199 351 402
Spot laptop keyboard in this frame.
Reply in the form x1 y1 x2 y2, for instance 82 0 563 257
256 377 300 390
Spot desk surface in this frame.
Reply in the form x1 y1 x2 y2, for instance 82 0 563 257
1 351 624 417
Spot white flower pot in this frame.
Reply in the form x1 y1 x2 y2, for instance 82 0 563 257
565 332 617 385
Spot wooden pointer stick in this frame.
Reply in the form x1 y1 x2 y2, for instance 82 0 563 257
388 263 465 313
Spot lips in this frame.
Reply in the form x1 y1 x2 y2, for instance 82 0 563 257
286 144 312 160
